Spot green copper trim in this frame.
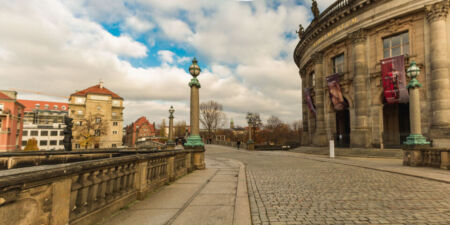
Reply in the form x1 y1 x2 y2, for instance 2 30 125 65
189 78 201 88
185 135 204 147
403 134 430 145
407 78 422 89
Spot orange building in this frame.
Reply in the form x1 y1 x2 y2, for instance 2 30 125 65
0 91 25 151
124 116 156 147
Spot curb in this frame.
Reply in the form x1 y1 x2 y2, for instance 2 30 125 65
232 160 252 225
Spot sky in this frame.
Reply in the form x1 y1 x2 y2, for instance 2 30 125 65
0 0 335 127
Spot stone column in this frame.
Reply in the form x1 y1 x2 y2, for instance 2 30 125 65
167 106 175 150
247 124 254 150
426 1 450 147
300 70 310 145
186 58 204 148
349 29 371 147
311 52 327 146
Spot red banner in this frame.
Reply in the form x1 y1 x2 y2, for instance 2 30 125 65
381 55 409 104
303 88 316 115
326 74 347 110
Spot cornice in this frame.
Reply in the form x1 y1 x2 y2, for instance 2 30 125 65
426 0 449 22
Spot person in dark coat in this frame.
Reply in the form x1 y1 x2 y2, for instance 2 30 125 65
236 140 241 150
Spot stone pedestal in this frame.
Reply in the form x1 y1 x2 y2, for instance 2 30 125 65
193 151 205 170
247 141 255 150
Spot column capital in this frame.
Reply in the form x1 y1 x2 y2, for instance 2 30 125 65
348 29 367 44
311 52 323 64
426 1 449 23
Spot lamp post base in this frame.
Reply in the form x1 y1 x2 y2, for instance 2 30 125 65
404 134 430 145
185 135 204 147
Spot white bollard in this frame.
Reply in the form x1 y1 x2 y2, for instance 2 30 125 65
329 140 335 158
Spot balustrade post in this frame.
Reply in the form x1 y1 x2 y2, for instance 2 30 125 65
96 169 108 207
136 160 148 199
168 155 175 181
87 171 100 211
193 151 205 170
185 152 192 172
50 178 71 225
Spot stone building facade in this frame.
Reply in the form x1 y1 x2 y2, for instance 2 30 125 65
124 116 156 147
294 0 450 148
69 82 124 149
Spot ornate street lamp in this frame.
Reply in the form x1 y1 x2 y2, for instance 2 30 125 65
404 61 430 145
167 106 175 149
185 58 204 148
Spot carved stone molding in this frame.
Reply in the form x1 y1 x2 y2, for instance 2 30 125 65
311 52 324 64
426 0 449 23
348 28 367 44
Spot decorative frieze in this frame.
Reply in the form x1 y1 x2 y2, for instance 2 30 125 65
311 52 324 64
348 28 367 44
426 1 449 22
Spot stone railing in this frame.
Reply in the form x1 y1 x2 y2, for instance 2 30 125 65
0 149 205 225
403 146 450 169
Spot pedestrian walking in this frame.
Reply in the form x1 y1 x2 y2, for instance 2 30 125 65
237 140 241 150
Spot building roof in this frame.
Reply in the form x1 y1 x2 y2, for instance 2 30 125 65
70 84 123 99
18 99 69 112
0 92 12 100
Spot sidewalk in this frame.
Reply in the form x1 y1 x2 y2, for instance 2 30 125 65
263 150 450 183
101 157 251 225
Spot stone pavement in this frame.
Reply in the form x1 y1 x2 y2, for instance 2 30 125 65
207 145 450 225
101 157 251 225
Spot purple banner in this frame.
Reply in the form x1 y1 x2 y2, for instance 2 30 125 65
303 88 316 115
326 74 347 110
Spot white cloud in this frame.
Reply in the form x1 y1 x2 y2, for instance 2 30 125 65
157 18 193 42
124 16 154 33
157 50 176 64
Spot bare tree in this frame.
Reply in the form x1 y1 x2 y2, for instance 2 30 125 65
159 119 166 137
266 115 283 130
246 112 263 142
175 121 187 138
200 100 226 140
73 113 108 149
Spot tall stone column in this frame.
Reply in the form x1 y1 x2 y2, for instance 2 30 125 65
426 1 450 147
167 106 175 150
300 70 310 145
349 29 370 147
185 58 204 148
311 52 327 146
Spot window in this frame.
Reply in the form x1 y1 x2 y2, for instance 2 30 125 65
40 140 48 146
75 144 80 149
310 72 315 88
95 118 101 124
53 105 58 110
31 130 38 136
35 104 40 109
77 110 84 115
95 129 101 136
22 140 27 146
23 130 28 136
113 121 118 126
75 97 85 104
49 140 57 146
113 131 118 135
383 32 409 58
51 131 58 136
333 54 345 74
60 131 64 136
112 144 117 148
44 104 49 109
0 104 3 111
41 131 48 136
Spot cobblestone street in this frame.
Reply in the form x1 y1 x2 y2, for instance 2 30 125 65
206 145 450 225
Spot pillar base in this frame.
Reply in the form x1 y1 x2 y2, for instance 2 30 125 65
429 127 450 148
350 129 370 148
185 135 204 147
247 142 255 150
404 134 430 145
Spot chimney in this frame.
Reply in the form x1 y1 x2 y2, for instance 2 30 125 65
99 80 104 89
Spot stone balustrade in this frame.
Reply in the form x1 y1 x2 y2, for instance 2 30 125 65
403 146 450 169
0 148 205 225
